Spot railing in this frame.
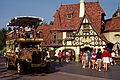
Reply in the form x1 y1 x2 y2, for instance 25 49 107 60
6 30 43 41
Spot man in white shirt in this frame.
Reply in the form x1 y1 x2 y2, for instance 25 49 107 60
111 51 116 65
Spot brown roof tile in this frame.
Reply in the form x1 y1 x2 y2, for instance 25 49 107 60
105 17 120 32
53 3 82 28
85 2 105 34
39 2 109 45
37 25 53 46
53 2 105 31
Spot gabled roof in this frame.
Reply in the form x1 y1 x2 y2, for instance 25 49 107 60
105 17 120 32
53 3 83 29
85 2 105 35
105 7 120 32
112 7 120 17
53 2 105 32
52 2 107 42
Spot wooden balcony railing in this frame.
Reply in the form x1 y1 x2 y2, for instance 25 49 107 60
6 30 44 42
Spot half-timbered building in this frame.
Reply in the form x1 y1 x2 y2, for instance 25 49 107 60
37 0 110 61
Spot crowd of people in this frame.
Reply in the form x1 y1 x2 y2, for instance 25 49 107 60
58 48 116 72
58 50 75 63
8 26 41 39
80 48 116 72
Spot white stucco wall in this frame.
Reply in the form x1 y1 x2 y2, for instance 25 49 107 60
103 32 120 44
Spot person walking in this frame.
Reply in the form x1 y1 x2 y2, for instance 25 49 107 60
91 49 97 69
58 50 63 62
102 48 110 71
111 51 116 65
79 51 83 62
87 50 92 68
82 51 88 68
96 49 102 71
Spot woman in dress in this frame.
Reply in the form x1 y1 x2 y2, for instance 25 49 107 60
102 48 110 71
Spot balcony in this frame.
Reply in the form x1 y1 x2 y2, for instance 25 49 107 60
6 30 44 42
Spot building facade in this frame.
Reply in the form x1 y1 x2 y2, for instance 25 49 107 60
37 0 112 61
103 7 120 56
6 0 120 61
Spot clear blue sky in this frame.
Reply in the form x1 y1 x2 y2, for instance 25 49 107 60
0 0 120 29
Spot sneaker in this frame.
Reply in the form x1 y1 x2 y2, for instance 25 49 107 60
82 66 85 68
98 69 101 71
111 63 113 65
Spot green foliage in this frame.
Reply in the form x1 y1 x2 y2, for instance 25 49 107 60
0 28 7 51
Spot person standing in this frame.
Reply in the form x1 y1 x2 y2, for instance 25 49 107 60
71 52 75 61
66 51 70 62
79 51 83 62
87 50 92 68
91 49 97 69
82 51 88 68
15 45 20 55
58 50 63 62
102 48 110 71
111 51 116 65
96 49 102 71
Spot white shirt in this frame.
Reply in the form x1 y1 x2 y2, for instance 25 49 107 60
15 47 19 53
111 52 115 57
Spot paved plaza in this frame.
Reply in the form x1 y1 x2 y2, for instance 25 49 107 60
0 56 120 80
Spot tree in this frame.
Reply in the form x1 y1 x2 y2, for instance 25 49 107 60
0 28 7 51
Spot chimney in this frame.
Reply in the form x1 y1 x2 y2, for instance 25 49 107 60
79 0 85 17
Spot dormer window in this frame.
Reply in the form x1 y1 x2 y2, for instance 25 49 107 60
67 14 72 20
83 23 89 29
83 23 90 33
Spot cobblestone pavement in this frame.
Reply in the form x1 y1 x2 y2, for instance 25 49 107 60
0 56 120 80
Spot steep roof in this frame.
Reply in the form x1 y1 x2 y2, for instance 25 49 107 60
53 2 105 33
52 2 107 42
105 17 120 32
105 7 120 32
39 2 109 46
85 2 105 35
53 3 82 30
